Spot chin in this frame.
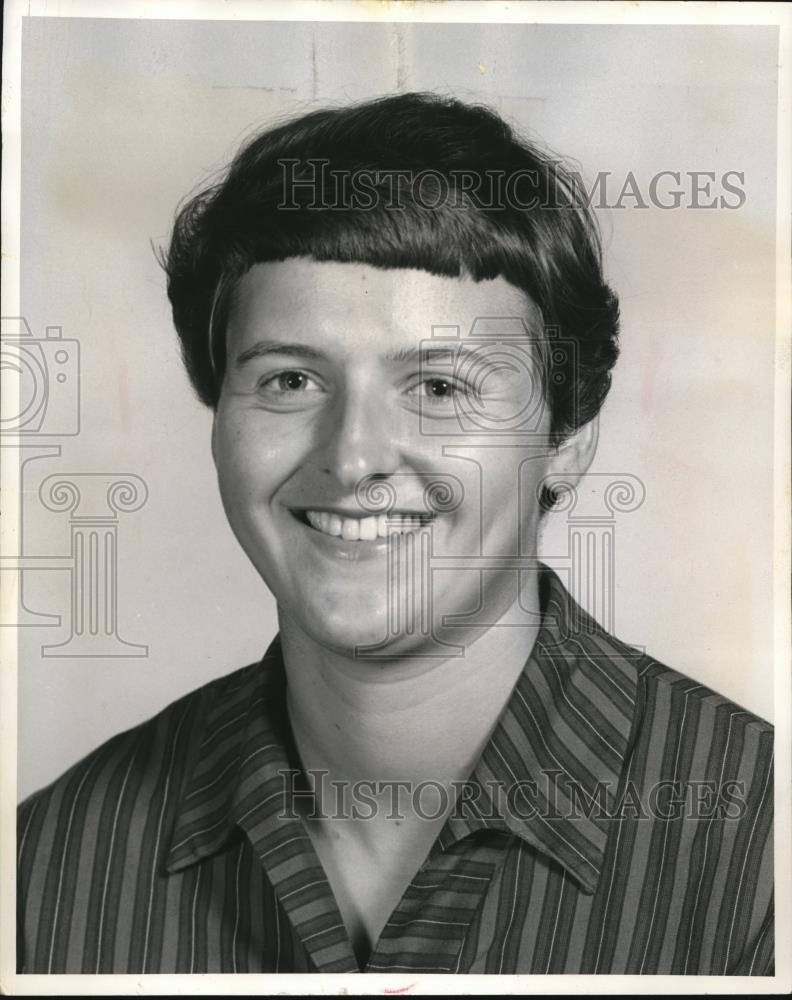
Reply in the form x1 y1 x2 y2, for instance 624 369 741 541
305 624 395 660
293 593 393 655
305 611 463 662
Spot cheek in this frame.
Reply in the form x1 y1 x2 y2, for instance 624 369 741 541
213 410 279 485
212 431 272 528
464 452 549 547
213 424 253 490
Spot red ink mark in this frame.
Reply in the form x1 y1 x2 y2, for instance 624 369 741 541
382 984 415 995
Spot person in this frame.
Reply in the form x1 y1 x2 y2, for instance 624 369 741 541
17 92 773 975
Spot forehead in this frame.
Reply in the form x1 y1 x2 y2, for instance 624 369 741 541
225 258 540 354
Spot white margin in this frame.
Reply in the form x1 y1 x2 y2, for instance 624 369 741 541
1 1 790 996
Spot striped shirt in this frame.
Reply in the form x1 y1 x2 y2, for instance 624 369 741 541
17 564 774 975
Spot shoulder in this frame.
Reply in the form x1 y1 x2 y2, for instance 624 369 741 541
625 656 774 973
17 659 262 883
557 566 773 754
561 571 774 816
621 652 774 845
16 651 290 973
541 564 773 742
634 653 773 751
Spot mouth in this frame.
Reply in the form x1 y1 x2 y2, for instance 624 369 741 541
292 509 435 541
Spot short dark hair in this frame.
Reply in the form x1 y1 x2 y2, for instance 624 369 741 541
162 91 619 444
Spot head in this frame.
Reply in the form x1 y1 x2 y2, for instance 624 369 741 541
163 92 620 656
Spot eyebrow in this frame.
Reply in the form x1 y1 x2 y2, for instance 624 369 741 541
234 342 325 368
233 340 517 370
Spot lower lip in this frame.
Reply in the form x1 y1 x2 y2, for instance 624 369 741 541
291 512 435 562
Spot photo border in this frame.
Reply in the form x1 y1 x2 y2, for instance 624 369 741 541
2 1 789 994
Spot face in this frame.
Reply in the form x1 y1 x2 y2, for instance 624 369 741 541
212 259 594 658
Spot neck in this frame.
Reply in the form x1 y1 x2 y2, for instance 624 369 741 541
281 573 543 789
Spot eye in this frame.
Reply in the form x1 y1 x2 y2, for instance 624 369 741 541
424 378 455 398
407 375 485 407
409 377 461 402
259 370 322 394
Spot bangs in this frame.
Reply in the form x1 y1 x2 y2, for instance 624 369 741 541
164 92 619 443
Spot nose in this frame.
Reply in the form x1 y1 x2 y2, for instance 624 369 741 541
315 385 401 490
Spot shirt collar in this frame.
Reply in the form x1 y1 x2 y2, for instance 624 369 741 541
165 639 292 874
166 639 360 974
439 565 642 893
165 565 642 896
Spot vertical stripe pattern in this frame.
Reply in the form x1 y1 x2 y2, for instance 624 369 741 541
17 565 774 975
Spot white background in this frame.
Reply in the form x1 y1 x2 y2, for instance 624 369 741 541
16 17 778 800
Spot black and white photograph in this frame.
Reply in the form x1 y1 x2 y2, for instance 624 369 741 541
2 1 790 993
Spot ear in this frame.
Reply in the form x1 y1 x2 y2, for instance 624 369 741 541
210 410 219 467
546 415 599 487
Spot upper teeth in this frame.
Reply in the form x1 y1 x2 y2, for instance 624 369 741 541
305 511 433 540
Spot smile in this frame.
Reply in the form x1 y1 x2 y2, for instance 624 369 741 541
302 510 434 541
